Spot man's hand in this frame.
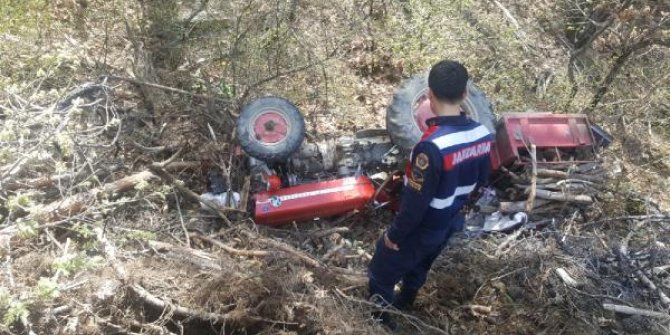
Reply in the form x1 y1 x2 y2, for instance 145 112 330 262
384 232 399 251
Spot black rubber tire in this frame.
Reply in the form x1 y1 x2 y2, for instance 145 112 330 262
237 97 305 162
385 75 497 151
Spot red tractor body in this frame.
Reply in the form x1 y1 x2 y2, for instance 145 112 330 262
491 113 598 170
254 176 376 225
252 112 603 226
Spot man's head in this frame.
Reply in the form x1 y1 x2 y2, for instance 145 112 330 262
428 60 469 111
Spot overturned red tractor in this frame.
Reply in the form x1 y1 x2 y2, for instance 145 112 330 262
236 76 610 225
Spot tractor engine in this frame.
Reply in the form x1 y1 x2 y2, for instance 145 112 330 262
246 129 404 226
280 129 401 181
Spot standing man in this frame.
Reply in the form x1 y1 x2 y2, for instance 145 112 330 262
368 60 493 329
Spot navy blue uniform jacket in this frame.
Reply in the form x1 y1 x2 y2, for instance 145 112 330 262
386 115 493 246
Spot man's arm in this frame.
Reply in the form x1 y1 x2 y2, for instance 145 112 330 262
477 149 492 189
386 142 442 244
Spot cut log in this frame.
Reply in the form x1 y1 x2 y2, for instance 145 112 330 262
499 200 549 213
536 169 604 183
526 144 538 212
500 166 526 184
532 189 593 204
603 304 670 319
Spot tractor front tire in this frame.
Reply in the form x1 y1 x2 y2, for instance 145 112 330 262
237 97 306 162
385 75 497 152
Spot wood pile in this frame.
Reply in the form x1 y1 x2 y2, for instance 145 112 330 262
493 144 607 217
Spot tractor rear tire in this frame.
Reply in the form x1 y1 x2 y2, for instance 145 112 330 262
237 97 306 162
385 75 497 152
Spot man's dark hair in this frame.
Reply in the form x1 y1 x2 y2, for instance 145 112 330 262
428 60 469 103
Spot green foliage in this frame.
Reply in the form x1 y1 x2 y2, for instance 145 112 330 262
53 253 103 277
35 277 59 301
125 229 157 241
7 194 32 212
55 133 74 158
72 223 100 251
218 81 236 98
0 148 13 165
135 180 150 192
16 220 38 240
0 0 51 35
0 287 10 309
72 223 95 240
1 301 28 326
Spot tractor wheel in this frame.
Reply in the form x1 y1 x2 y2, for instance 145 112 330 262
385 75 497 151
237 97 305 162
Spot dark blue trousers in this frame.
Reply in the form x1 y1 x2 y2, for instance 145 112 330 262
368 214 464 304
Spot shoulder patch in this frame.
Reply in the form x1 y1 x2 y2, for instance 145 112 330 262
415 153 429 170
411 168 424 182
407 179 423 192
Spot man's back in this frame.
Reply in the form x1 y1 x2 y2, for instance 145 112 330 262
387 114 493 244
419 116 493 229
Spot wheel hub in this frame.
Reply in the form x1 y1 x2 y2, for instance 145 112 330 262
413 94 433 132
252 110 289 144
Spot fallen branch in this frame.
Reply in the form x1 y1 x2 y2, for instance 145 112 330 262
489 0 529 51
190 233 269 257
603 304 670 319
555 268 581 288
465 304 492 316
584 214 670 226
32 170 157 222
148 240 223 271
125 319 177 335
103 75 233 104
240 230 321 268
494 227 525 257
322 244 344 261
238 229 365 278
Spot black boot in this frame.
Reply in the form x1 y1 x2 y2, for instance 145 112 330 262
393 288 418 311
369 294 398 331
372 310 398 331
